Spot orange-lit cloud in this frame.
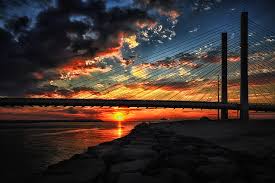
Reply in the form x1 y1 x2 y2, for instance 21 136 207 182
123 35 139 49
228 56 240 62
158 9 181 20
32 72 44 80
57 58 112 80
56 32 145 80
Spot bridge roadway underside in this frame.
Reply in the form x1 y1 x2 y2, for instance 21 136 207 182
0 98 274 112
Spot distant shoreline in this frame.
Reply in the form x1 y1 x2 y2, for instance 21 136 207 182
0 119 274 124
0 119 103 123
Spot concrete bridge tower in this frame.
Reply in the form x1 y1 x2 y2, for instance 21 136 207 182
240 12 249 120
221 32 228 120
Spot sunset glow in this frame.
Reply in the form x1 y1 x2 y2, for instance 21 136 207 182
0 0 274 121
113 112 126 122
1 1 275 183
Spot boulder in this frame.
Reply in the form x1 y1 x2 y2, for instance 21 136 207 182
40 159 105 183
111 159 151 173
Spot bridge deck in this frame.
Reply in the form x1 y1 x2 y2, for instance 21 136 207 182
0 98 274 112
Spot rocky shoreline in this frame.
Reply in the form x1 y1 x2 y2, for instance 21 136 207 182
29 122 275 183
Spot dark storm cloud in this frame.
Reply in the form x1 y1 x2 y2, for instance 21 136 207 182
0 0 223 96
28 85 73 96
28 85 100 97
0 0 153 96
0 28 39 95
4 16 30 34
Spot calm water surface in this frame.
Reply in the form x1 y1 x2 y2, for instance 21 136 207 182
0 121 141 183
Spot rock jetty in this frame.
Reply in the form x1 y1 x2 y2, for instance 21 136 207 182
30 122 275 183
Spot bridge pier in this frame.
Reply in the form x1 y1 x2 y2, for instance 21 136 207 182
240 12 249 120
221 32 228 120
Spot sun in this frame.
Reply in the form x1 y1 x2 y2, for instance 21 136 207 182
113 112 126 122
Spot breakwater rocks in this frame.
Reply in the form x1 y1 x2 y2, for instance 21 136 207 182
31 123 275 183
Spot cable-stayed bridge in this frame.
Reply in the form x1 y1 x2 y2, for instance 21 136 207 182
0 12 274 120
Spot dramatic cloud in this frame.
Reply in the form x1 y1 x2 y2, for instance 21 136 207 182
27 85 101 99
0 28 41 95
4 16 30 35
0 0 154 96
0 0 244 99
134 0 182 19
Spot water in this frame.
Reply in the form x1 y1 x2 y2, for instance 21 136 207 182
0 121 141 183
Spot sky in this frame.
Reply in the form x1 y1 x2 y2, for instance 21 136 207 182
0 0 274 121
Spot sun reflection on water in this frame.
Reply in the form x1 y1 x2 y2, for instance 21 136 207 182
117 121 123 138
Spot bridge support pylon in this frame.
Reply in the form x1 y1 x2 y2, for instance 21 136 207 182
221 32 228 120
240 12 249 120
